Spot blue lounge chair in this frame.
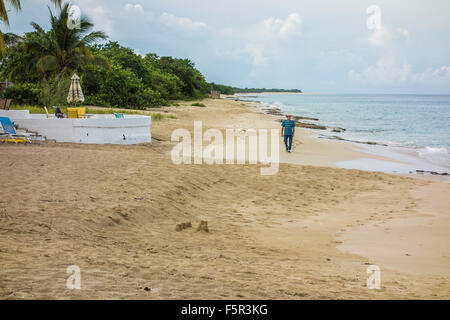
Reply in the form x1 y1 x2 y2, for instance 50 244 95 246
0 117 31 144
114 113 124 119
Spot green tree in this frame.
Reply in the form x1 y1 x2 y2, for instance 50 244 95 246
0 0 62 55
92 42 147 80
39 73 70 107
91 42 184 100
26 2 107 76
143 64 183 100
1 82 40 104
147 56 209 98
83 60 166 109
0 32 41 83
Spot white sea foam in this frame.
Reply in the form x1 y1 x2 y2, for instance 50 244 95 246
417 147 450 167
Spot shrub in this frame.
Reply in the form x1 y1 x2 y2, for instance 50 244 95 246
150 113 175 121
84 94 112 108
83 63 170 109
139 88 167 107
151 113 164 121
151 56 209 97
144 65 183 100
39 75 71 108
2 83 41 105
191 102 206 107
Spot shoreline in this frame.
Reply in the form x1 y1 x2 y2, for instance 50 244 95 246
231 94 450 181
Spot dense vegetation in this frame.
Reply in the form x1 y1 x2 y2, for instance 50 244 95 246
0 3 209 109
0 0 62 55
210 83 302 95
232 87 302 94
0 2 301 110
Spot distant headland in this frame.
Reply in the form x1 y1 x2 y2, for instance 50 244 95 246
210 83 302 95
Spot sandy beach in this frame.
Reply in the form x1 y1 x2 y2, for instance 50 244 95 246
1 98 449 299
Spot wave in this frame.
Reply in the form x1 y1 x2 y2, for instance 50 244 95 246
417 147 450 167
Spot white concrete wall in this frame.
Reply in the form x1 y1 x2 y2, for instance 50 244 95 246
0 109 31 119
1 110 151 144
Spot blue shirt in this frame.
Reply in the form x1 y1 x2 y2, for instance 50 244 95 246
282 120 295 136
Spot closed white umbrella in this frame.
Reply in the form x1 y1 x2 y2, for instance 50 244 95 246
67 73 85 104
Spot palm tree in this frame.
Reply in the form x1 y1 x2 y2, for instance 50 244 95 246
27 2 108 75
0 0 61 55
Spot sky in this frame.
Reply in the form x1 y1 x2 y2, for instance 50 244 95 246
5 0 450 94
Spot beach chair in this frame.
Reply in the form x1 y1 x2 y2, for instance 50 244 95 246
67 108 78 118
44 106 50 118
77 107 86 119
0 99 12 110
114 113 124 118
67 107 86 119
0 117 31 144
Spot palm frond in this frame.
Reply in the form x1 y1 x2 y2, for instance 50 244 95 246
0 0 21 25
3 32 22 45
0 29 6 56
36 55 58 73
80 31 108 46
51 0 61 8
25 2 108 75
0 0 63 57
30 22 47 35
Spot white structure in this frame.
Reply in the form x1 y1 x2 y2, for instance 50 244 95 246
0 110 151 144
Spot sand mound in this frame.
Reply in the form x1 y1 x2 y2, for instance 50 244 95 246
196 221 209 233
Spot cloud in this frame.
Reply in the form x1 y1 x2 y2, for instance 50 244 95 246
368 25 409 46
226 12 302 67
120 3 208 36
412 66 450 83
316 49 364 74
124 3 144 12
365 6 408 47
369 26 389 46
349 57 412 83
260 13 301 40
90 6 114 35
232 43 268 66
73 0 114 36
159 12 207 32
350 19 448 92
396 27 409 39
9 0 450 93
352 12 413 85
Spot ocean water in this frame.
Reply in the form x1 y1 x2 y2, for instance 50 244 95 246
237 93 450 175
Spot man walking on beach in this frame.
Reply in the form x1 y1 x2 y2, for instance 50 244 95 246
281 114 295 153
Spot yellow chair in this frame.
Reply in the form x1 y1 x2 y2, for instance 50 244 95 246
77 107 86 119
67 107 86 118
44 106 50 118
1 137 27 143
67 108 78 118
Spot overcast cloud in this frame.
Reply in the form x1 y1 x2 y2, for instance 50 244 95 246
4 0 450 93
